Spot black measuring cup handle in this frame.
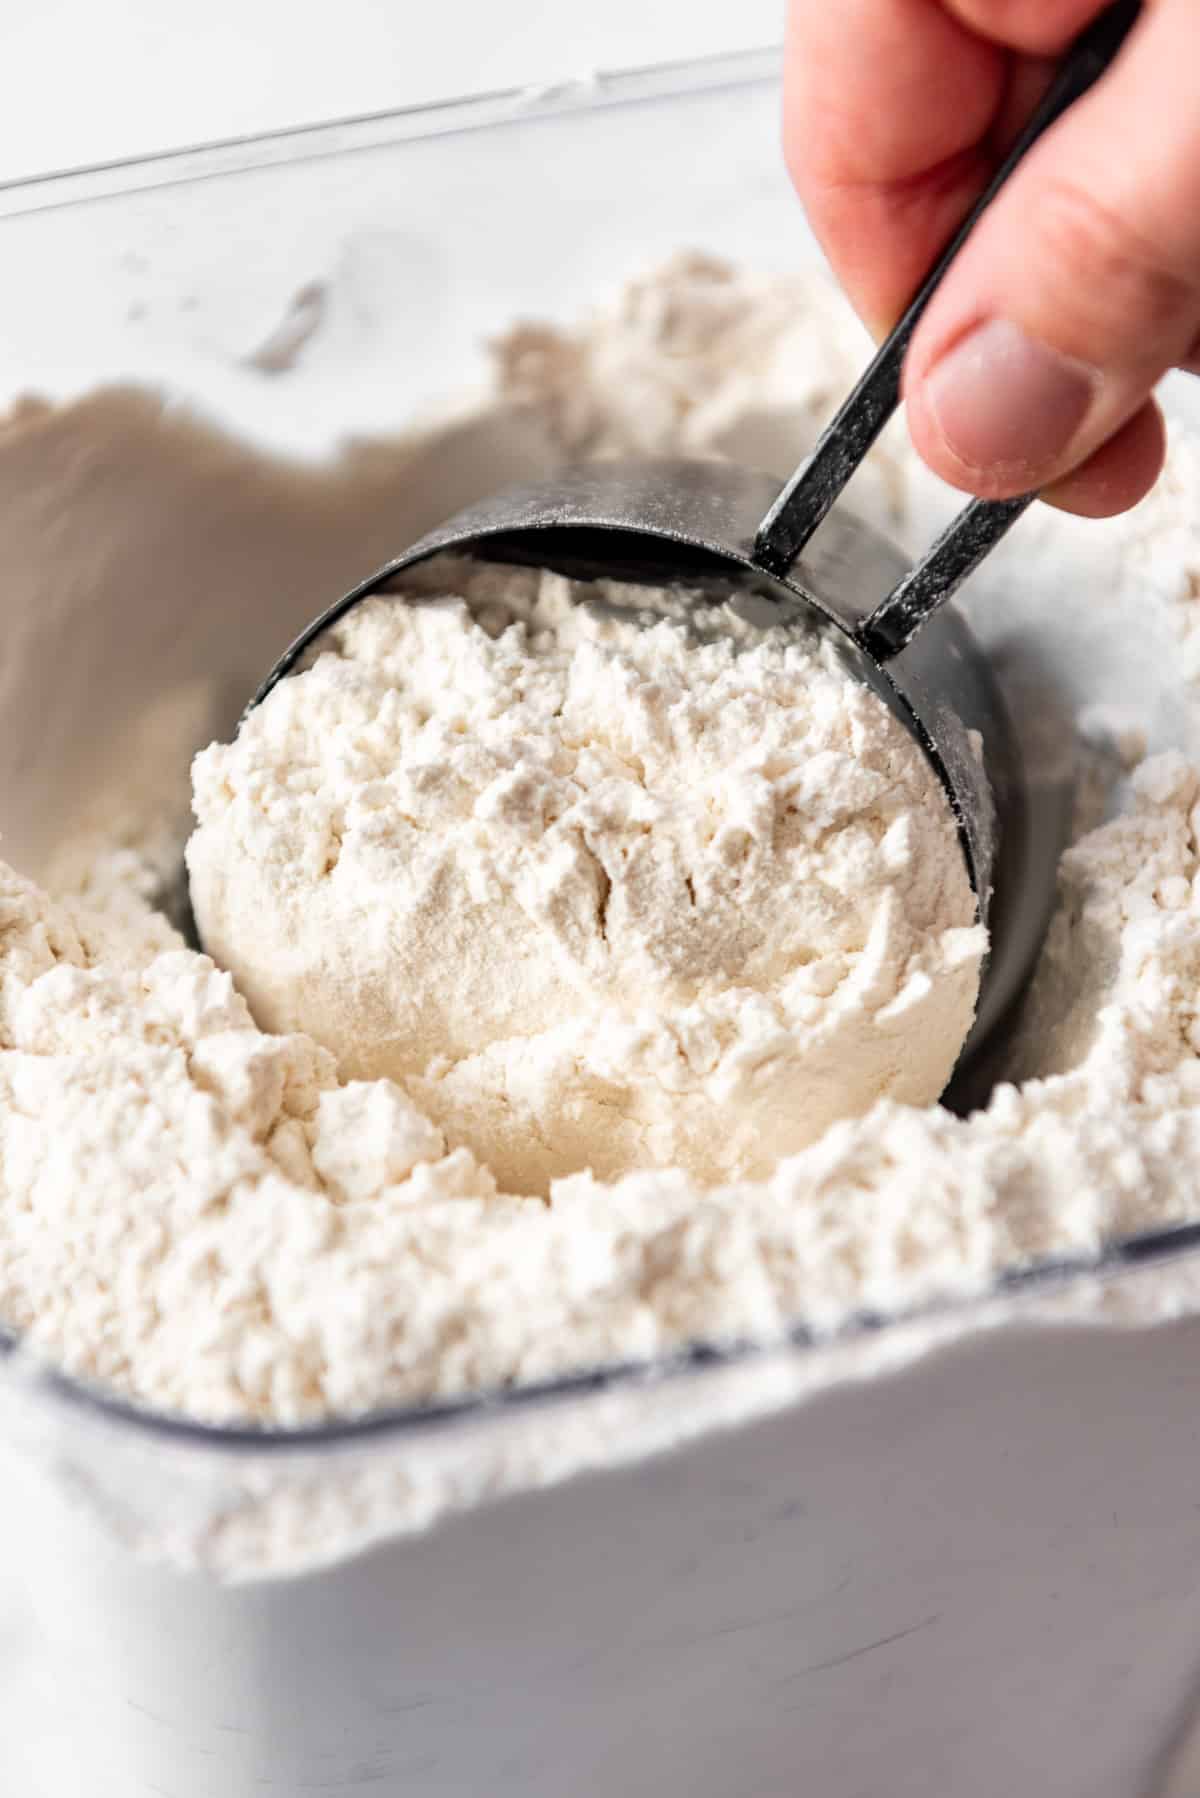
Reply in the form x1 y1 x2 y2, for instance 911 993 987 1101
752 0 1143 661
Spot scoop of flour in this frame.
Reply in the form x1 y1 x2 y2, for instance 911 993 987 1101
187 556 984 1193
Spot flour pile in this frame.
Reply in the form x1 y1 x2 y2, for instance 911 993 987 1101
1 253 1200 1426
187 560 983 1195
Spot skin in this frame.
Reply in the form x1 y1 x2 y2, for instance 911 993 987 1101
784 0 1200 517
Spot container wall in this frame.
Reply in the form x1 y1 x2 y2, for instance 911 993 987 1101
4 1297 1200 1796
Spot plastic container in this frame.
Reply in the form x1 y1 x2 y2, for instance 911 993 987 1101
2 50 1200 1798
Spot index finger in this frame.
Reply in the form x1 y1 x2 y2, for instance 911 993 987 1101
782 0 1099 334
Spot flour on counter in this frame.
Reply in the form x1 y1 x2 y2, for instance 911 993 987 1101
2 253 1200 1432
187 559 983 1194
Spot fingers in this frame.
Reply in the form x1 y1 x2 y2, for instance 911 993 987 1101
940 0 1112 53
783 0 1111 333
784 0 1007 333
905 0 1200 511
1040 398 1167 517
786 1 1193 519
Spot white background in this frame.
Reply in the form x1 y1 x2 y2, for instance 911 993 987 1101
1 0 783 185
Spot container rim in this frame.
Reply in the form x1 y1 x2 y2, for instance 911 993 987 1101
5 37 1200 1458
0 45 781 221
6 1219 1200 1456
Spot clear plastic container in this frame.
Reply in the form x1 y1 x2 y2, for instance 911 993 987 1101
2 51 1200 1798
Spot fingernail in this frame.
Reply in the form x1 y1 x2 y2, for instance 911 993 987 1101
921 319 1099 476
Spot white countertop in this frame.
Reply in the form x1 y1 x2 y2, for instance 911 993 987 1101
2 0 782 185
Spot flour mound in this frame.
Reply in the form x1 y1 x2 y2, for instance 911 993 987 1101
187 559 983 1193
2 254 1200 1432
1 745 1198 1424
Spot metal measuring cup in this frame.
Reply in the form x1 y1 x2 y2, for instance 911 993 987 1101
218 2 1140 1062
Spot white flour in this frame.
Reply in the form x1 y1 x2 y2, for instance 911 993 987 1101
188 560 982 1194
2 254 1200 1447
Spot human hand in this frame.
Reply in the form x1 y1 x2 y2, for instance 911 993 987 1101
784 1 1200 517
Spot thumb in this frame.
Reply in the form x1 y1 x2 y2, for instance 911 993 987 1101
904 0 1200 508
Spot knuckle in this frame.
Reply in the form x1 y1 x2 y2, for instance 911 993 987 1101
1028 176 1196 351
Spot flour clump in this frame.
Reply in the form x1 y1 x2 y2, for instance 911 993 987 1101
187 558 985 1194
